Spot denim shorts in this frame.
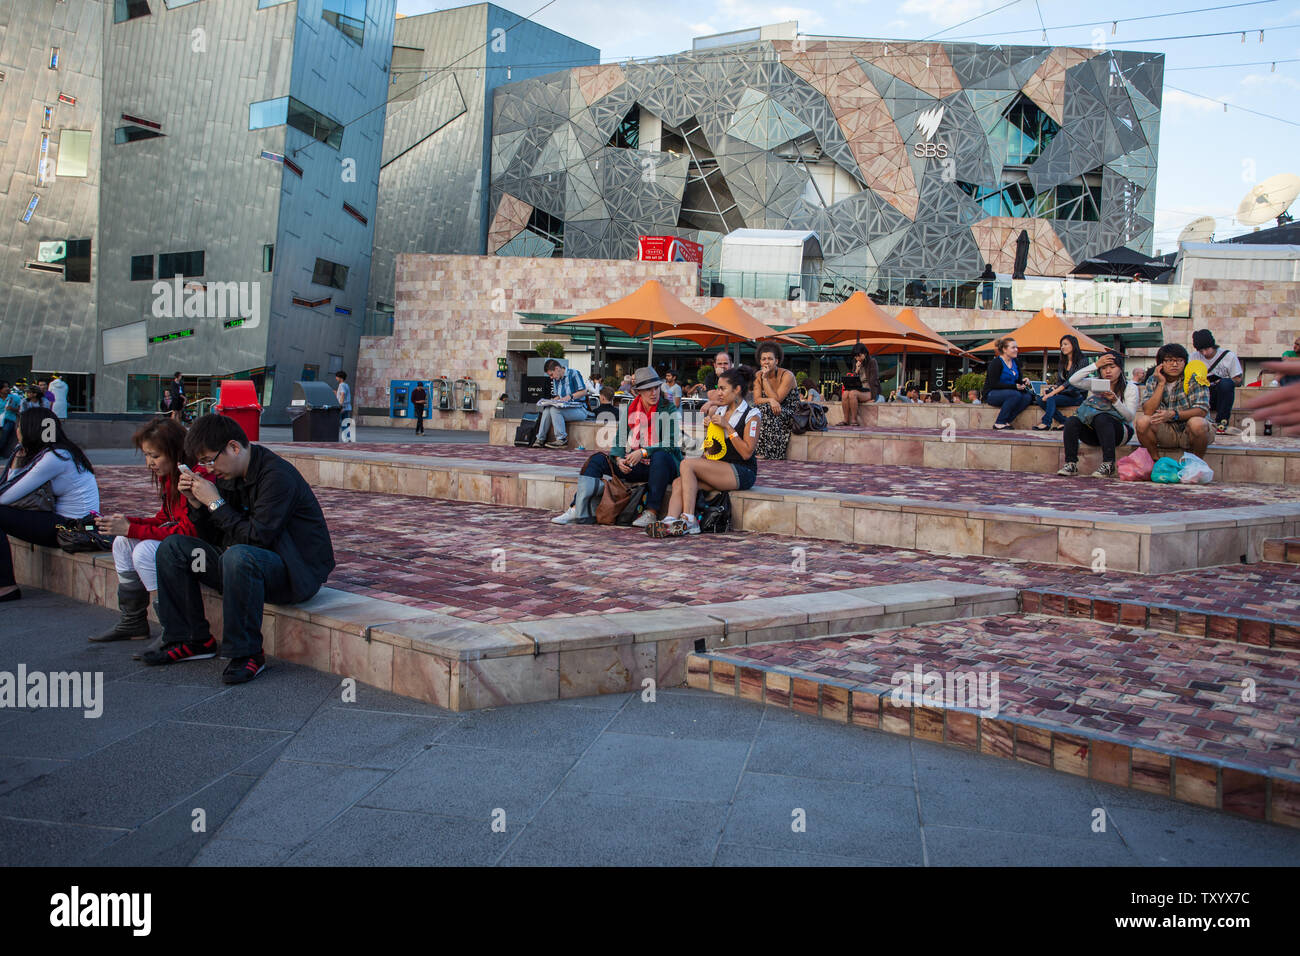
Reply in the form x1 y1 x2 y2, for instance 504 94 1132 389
730 463 757 491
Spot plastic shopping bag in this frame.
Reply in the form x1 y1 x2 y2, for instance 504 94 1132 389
1151 456 1183 483
1178 452 1214 484
1116 446 1154 482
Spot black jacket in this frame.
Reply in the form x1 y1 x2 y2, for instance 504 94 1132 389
189 444 335 603
983 357 1027 399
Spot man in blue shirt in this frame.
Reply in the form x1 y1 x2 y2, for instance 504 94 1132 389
0 382 21 455
533 359 591 449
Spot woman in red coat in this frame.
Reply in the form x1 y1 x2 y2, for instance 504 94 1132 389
92 417 207 645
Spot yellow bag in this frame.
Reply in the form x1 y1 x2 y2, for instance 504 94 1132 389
702 420 728 460
1184 359 1209 390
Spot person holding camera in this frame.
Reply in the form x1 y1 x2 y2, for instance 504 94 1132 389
1056 350 1139 478
983 337 1035 429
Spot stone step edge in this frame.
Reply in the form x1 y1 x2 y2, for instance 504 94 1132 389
1261 538 1300 564
269 445 1300 535
11 542 1013 710
686 652 1300 829
1019 590 1300 654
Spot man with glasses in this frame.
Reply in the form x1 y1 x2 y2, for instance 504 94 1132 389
1135 343 1214 465
144 415 335 684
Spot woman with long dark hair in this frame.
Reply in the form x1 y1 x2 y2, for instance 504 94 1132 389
839 344 879 426
0 408 99 602
1035 334 1087 430
752 341 798 458
1056 350 1140 478
91 418 206 645
649 365 759 537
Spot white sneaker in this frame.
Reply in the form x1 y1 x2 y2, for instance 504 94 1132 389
550 507 578 525
630 511 658 528
683 515 701 535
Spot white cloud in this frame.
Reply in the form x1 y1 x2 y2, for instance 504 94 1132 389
898 0 993 28
1162 88 1224 112
1240 71 1300 91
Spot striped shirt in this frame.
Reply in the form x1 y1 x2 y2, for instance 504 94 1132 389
549 368 588 408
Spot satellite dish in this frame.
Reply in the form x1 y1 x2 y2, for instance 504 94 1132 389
1177 216 1215 244
1235 173 1300 226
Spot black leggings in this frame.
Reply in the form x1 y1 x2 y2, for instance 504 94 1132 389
0 506 63 588
1063 415 1131 464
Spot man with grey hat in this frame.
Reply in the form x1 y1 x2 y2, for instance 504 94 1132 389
552 367 683 526
1192 329 1242 434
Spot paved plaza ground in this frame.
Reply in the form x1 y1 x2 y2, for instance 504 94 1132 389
3 425 1299 865
4 590 1299 867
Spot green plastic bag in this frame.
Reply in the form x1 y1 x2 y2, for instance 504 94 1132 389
1151 456 1182 483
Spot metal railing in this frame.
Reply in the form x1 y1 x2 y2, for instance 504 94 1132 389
700 270 1192 318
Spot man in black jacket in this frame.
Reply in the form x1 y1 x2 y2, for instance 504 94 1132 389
144 415 335 684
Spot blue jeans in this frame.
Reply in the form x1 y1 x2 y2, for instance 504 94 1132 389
582 451 679 514
536 406 590 442
155 536 294 658
987 388 1032 426
1040 390 1082 425
1208 378 1235 422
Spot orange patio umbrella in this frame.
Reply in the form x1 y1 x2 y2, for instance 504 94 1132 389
552 279 731 364
652 297 801 349
969 307 1108 379
782 291 930 346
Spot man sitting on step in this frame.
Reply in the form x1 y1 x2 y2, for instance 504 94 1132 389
1134 343 1214 468
143 415 335 684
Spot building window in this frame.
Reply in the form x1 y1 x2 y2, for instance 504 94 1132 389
301 364 320 382
311 257 349 289
42 106 53 129
322 0 367 46
36 135 52 185
249 96 289 130
114 0 151 22
131 254 154 281
342 201 368 225
608 105 640 149
55 130 91 177
249 96 344 150
115 125 164 144
293 295 332 308
64 239 91 282
258 0 292 7
990 93 1061 167
262 244 274 273
525 209 564 258
49 48 60 69
288 98 344 149
126 374 162 412
163 0 203 7
158 250 204 278
104 322 149 365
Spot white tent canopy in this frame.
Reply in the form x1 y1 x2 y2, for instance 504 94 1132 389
1174 242 1300 283
719 228 823 275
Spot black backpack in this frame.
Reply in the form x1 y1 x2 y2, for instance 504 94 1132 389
696 491 732 533
514 412 541 447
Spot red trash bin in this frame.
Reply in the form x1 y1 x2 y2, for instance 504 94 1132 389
214 380 263 442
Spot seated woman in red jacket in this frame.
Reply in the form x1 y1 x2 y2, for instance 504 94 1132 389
91 418 207 649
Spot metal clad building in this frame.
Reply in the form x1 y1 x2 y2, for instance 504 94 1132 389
1 0 396 419
365 3 598 314
485 36 1164 284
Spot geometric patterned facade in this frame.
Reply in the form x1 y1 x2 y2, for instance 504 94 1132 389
488 38 1162 281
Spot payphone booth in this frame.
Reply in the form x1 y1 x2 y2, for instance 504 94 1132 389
454 378 478 413
389 380 432 418
434 376 453 412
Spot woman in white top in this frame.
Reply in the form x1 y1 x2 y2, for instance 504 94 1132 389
1056 350 1140 479
0 408 100 602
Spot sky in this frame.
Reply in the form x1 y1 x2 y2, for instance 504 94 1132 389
397 0 1300 254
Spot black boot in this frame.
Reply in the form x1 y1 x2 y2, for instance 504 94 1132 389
133 599 167 660
91 574 151 642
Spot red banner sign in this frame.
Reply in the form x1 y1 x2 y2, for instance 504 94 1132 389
638 236 703 266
